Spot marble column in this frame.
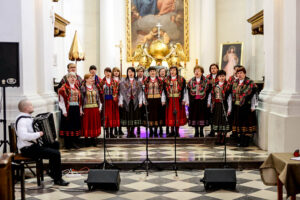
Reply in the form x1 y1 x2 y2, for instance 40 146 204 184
200 0 217 71
258 0 300 152
0 0 57 121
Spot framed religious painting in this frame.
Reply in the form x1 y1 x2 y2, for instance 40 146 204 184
219 42 243 79
126 0 189 61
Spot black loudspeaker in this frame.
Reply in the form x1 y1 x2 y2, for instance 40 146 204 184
200 168 236 190
85 169 121 191
0 42 20 87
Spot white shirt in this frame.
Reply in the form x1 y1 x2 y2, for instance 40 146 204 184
196 77 201 82
212 74 217 79
113 77 119 81
15 112 41 150
106 78 111 84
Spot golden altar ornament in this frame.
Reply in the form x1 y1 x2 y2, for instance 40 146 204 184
69 30 85 62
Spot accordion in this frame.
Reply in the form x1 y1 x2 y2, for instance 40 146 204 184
32 112 57 146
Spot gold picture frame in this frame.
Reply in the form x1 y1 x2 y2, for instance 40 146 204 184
219 42 243 78
126 0 189 62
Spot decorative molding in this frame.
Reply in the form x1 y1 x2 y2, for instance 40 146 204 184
247 10 264 35
54 13 70 37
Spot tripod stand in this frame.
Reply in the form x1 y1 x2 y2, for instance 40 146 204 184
170 82 178 177
134 85 159 176
99 84 115 169
0 86 9 153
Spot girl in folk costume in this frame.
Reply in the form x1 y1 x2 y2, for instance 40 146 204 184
81 74 102 146
58 72 82 149
207 70 232 145
99 68 120 138
158 67 169 136
186 66 209 137
143 67 164 137
162 66 187 137
230 66 257 147
206 63 219 137
89 65 101 85
136 66 147 137
112 67 124 136
119 67 143 138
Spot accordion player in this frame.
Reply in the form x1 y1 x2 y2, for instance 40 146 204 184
32 112 57 146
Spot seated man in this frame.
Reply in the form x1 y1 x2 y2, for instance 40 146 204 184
16 99 69 186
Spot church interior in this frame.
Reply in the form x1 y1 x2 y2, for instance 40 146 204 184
1 0 300 199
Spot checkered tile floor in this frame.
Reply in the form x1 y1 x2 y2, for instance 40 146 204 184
60 144 268 163
15 170 300 200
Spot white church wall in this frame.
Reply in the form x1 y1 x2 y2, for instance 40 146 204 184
216 0 264 81
53 0 100 80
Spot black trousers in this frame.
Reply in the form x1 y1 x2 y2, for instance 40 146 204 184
20 141 62 181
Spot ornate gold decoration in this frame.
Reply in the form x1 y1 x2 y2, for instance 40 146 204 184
247 10 264 35
126 0 189 62
69 31 85 62
54 13 70 37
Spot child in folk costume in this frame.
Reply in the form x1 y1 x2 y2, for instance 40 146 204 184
119 67 143 138
89 65 101 85
230 66 257 147
112 67 124 136
207 70 232 145
99 68 120 138
186 66 209 137
58 72 82 149
143 67 164 137
206 63 219 137
158 67 169 136
162 66 187 137
81 74 102 146
136 66 147 137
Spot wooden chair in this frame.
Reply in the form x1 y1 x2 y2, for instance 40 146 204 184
9 123 44 200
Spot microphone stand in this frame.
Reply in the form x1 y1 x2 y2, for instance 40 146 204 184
170 81 178 177
218 84 230 168
0 86 9 153
100 84 116 169
134 84 160 175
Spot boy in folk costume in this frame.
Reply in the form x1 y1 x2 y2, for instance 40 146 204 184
136 66 147 137
186 66 209 137
81 74 102 146
206 63 219 137
99 68 120 138
119 67 143 138
162 66 187 137
158 67 169 136
58 72 82 149
143 67 164 137
112 67 124 136
207 70 232 145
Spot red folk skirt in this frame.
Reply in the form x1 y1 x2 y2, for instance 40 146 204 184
104 99 120 128
165 97 187 127
81 107 101 138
